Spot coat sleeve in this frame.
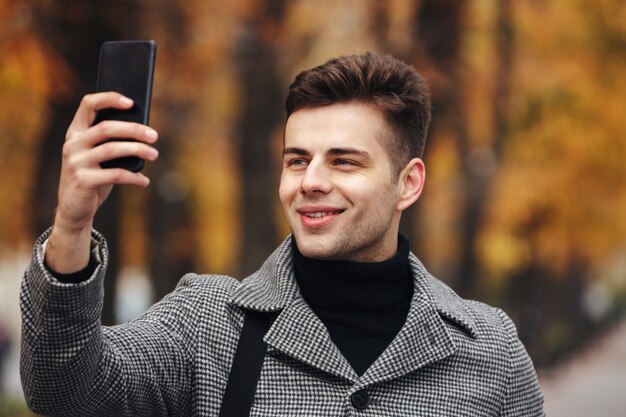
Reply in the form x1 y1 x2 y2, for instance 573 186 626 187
20 230 196 417
496 309 545 417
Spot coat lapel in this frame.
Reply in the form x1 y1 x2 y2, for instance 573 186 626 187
356 254 477 388
264 297 358 381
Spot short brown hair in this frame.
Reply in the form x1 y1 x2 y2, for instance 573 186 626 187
285 52 431 176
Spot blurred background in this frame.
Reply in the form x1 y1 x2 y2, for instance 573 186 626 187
1 0 625 415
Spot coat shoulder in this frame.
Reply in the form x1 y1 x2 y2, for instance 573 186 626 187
175 272 240 299
143 273 243 334
426 274 520 344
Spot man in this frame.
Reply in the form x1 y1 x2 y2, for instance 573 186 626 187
21 53 544 416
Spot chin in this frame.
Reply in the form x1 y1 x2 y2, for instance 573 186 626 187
296 245 329 260
293 236 337 260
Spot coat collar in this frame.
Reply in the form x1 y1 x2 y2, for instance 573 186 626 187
229 236 478 383
229 237 298 312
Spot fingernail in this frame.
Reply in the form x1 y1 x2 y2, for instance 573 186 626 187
145 128 158 140
140 174 151 186
120 96 133 106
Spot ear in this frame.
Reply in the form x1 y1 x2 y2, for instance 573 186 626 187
396 158 425 211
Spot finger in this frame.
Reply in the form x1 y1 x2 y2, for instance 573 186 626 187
67 92 134 138
80 168 152 188
76 120 158 148
85 140 159 166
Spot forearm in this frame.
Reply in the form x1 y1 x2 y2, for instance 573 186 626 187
20 229 108 415
20 230 192 416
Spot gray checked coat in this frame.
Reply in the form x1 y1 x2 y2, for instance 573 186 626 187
21 230 544 416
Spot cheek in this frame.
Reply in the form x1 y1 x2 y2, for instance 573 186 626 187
350 182 399 213
278 176 294 205
278 184 287 206
342 178 388 200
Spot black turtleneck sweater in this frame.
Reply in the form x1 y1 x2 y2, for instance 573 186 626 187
292 235 414 376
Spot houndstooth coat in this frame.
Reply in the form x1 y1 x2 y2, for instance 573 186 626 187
21 229 544 416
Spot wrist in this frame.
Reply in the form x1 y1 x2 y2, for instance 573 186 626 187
46 218 93 274
52 208 94 236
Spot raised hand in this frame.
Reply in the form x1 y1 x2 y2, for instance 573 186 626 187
46 92 159 274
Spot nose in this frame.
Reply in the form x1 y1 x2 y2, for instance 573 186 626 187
300 160 331 194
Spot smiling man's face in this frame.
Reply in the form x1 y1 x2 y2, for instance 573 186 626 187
279 102 409 262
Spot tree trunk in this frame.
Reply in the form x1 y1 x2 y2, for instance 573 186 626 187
456 0 514 297
412 0 468 272
143 1 199 303
147 104 198 302
234 0 286 277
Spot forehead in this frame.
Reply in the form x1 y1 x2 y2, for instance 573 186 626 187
284 102 390 154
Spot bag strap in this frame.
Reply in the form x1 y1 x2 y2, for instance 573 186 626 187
218 309 277 417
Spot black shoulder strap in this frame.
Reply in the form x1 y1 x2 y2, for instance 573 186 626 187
218 310 277 417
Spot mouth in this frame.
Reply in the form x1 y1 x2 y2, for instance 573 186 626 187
297 207 345 228
301 210 344 218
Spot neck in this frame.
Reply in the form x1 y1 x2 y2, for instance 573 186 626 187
291 234 413 311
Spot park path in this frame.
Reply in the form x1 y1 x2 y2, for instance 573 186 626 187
539 320 626 417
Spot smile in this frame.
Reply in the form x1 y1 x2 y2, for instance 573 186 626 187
303 211 343 218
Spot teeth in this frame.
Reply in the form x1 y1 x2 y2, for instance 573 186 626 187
304 211 340 218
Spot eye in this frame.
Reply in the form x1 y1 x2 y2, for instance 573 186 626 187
286 158 309 168
333 158 358 167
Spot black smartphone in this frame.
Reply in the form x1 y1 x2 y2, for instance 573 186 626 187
94 40 156 172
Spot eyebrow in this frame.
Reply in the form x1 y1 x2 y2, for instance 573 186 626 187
282 147 309 156
282 147 371 160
